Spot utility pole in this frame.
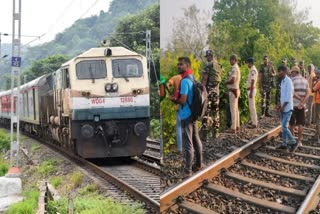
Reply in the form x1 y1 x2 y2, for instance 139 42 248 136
145 30 151 79
10 0 22 168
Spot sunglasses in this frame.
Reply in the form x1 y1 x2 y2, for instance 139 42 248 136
177 63 184 66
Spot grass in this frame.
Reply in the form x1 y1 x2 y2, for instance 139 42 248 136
5 188 39 214
47 195 145 214
0 129 10 151
37 160 58 177
70 170 84 188
49 176 62 188
79 184 98 196
31 143 41 152
0 155 8 176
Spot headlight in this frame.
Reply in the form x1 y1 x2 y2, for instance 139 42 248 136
81 124 94 138
112 83 118 92
134 122 147 137
105 83 112 92
93 115 100 122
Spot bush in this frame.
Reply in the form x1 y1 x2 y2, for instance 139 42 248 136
70 170 84 188
149 119 160 140
5 188 39 214
47 195 145 214
0 129 10 151
79 184 98 196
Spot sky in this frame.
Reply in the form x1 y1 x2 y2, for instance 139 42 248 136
160 0 320 49
0 0 112 48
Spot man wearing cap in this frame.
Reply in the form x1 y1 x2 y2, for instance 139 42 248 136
306 64 316 125
312 68 320 141
225 55 240 133
289 66 309 146
259 55 275 117
246 58 258 128
201 49 222 139
277 65 298 152
298 61 306 78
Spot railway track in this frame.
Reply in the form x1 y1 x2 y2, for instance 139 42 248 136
4 126 160 213
160 126 320 213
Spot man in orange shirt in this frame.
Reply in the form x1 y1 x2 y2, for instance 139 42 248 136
312 68 320 140
166 74 183 152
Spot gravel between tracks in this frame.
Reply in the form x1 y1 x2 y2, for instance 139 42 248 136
161 115 280 192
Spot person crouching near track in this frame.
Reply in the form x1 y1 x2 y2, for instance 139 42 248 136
276 65 298 152
169 57 203 178
289 66 309 146
312 68 320 142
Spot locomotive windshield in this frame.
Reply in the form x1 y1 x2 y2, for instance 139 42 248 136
76 60 107 80
112 59 143 78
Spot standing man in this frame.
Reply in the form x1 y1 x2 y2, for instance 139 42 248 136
298 61 306 78
246 58 258 128
312 69 320 141
170 57 203 177
201 49 222 140
289 66 309 146
259 55 275 117
306 64 316 125
276 58 288 105
166 74 182 152
225 55 240 133
277 65 298 152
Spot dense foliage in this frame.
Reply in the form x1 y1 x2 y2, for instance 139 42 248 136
161 0 320 153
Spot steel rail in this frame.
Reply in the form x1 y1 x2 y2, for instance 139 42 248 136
297 175 320 214
2 126 160 212
160 125 281 212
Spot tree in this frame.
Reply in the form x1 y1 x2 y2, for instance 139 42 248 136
23 54 69 82
170 4 211 60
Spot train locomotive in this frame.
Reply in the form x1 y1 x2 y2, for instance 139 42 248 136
0 47 150 158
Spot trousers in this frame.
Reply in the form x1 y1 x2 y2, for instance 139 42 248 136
281 111 297 145
181 117 203 173
175 111 182 151
229 91 240 130
248 89 258 126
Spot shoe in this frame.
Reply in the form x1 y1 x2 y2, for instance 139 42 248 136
276 144 288 150
289 143 299 152
181 171 192 179
193 164 205 172
265 112 273 117
248 124 257 129
225 129 236 134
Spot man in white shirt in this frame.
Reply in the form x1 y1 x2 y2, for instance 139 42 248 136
246 57 258 128
277 65 298 152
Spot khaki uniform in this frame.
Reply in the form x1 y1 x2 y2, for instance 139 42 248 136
227 63 241 130
202 60 222 139
246 66 258 126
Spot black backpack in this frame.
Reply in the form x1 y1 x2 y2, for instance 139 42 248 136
183 75 208 121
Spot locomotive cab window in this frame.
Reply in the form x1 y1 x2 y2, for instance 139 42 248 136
112 59 143 78
76 60 107 80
